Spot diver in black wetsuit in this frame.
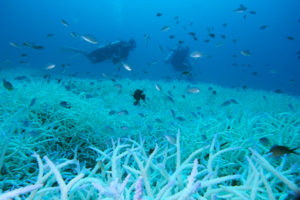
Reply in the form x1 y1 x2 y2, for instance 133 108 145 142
83 39 136 64
165 46 191 71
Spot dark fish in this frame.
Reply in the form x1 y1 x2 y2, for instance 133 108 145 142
208 33 215 38
193 36 198 41
181 71 190 76
221 100 232 106
29 98 37 107
230 99 238 104
109 110 116 115
191 112 198 119
189 32 196 36
176 116 185 121
156 13 163 17
178 40 184 44
118 110 129 115
167 90 173 96
212 90 217 95
46 33 54 38
133 89 146 105
248 11 256 14
21 53 27 57
221 34 226 39
61 19 69 27
287 36 295 40
60 101 71 109
252 72 259 76
3 79 13 91
155 118 162 123
269 145 300 157
169 35 175 39
170 109 176 118
260 25 268 30
14 76 28 80
233 4 248 13
222 23 227 27
259 137 270 146
275 89 282 94
167 96 175 103
138 113 146 117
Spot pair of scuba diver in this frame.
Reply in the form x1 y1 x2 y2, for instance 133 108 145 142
77 38 191 71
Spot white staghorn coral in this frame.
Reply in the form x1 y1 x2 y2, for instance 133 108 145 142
0 129 298 200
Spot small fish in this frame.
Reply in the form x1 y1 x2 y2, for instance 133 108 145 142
138 113 146 117
3 79 14 91
165 135 176 145
168 90 173 96
61 19 69 27
193 36 198 41
178 40 184 44
117 110 129 115
155 118 162 123
121 126 129 130
29 98 37 107
156 13 163 17
21 53 27 57
259 137 270 146
155 84 162 91
187 87 200 94
81 34 98 44
288 104 295 112
109 110 116 115
189 32 196 36
114 84 122 89
241 50 251 56
230 99 238 104
144 34 151 46
122 63 132 71
287 36 295 41
158 45 164 53
269 145 300 157
169 35 175 39
176 116 185 121
161 26 170 32
191 112 198 119
234 4 248 13
221 34 226 39
248 11 256 14
170 109 176 118
260 25 268 30
133 89 146 105
9 42 20 48
181 71 191 76
46 64 56 70
190 51 204 58
60 101 71 109
14 76 28 81
221 100 232 106
46 33 54 38
70 32 79 38
167 96 175 103
208 33 215 38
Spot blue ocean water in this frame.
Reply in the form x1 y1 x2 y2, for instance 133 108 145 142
0 0 299 95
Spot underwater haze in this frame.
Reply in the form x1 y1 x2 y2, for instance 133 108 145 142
1 0 300 94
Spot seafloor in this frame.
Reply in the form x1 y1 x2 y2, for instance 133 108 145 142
0 67 299 199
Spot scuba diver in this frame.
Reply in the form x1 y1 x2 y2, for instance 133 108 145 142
71 39 136 64
165 46 192 71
